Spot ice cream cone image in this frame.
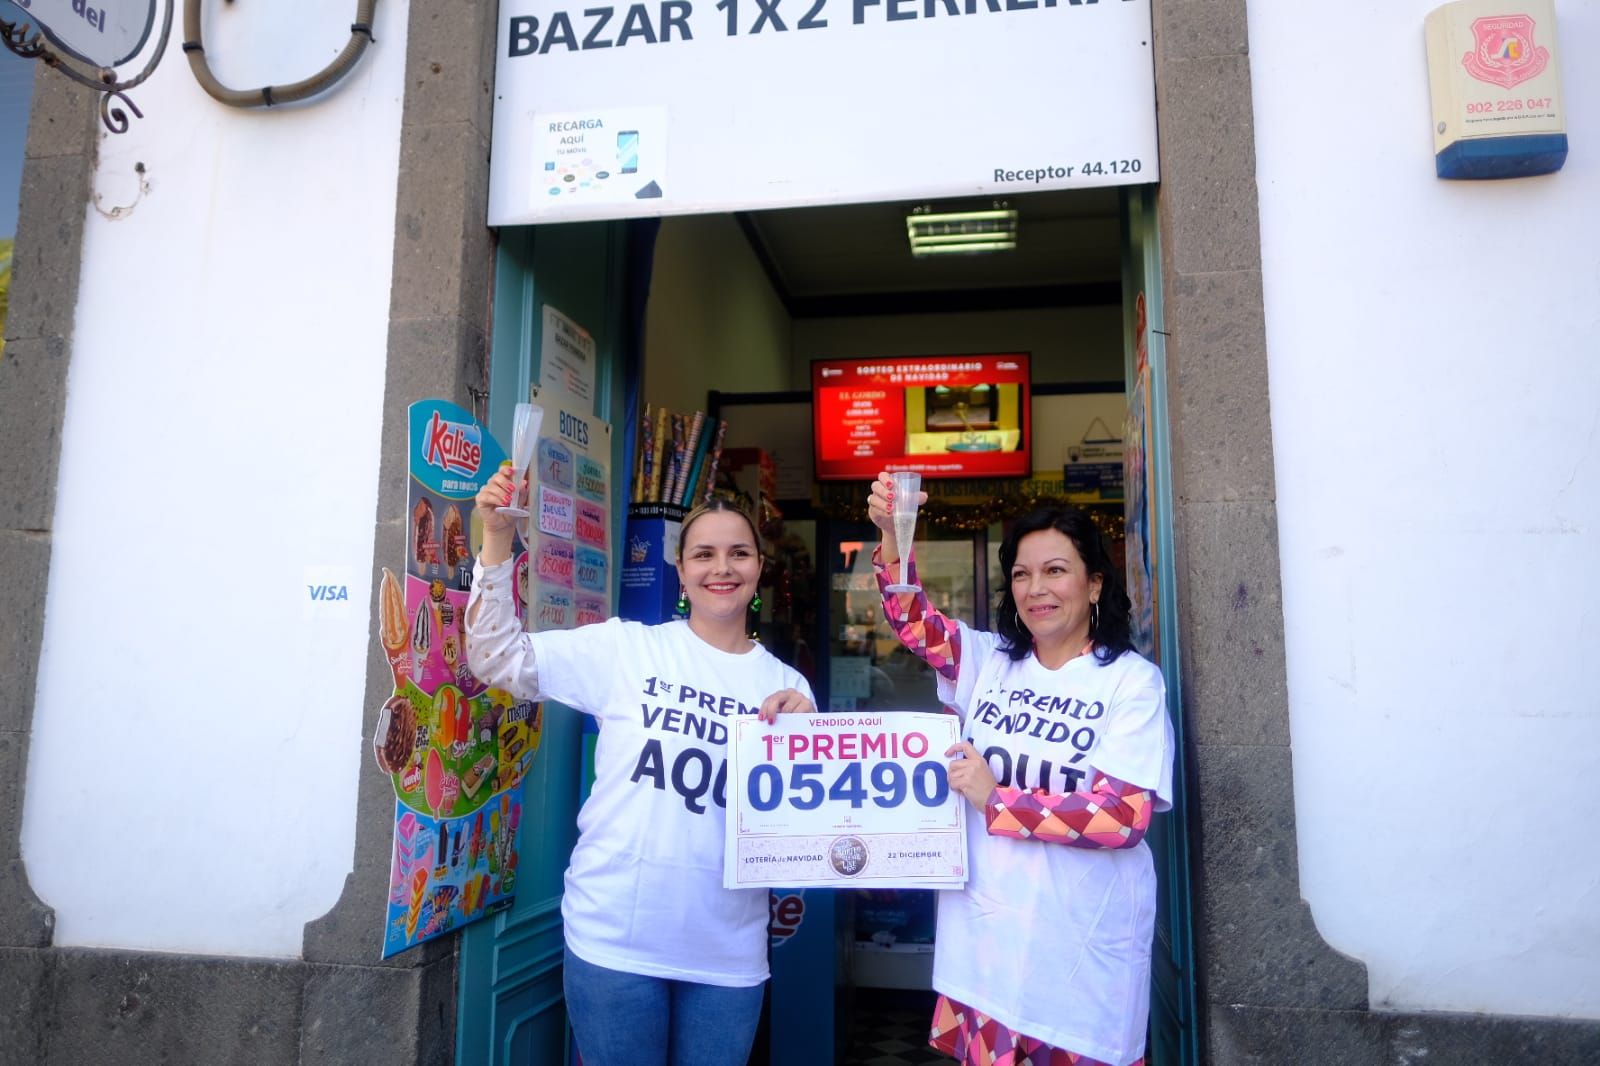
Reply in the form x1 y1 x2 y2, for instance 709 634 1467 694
379 568 411 683
411 601 431 686
428 579 447 629
405 867 428 940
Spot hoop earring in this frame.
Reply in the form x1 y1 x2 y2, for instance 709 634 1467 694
676 589 689 616
1091 601 1099 633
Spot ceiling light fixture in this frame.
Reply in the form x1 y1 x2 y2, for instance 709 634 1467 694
906 203 1019 257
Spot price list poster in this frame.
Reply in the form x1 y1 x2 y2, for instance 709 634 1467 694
372 400 542 957
526 387 613 632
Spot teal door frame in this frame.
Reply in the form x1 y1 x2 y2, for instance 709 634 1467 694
457 221 630 1066
453 196 1196 1065
1121 184 1200 1066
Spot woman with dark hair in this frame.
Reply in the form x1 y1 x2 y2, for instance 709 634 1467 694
467 470 814 1066
867 472 1173 1066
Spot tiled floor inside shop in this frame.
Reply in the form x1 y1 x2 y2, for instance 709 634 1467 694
842 989 958 1066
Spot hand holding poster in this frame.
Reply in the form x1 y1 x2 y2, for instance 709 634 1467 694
725 711 967 889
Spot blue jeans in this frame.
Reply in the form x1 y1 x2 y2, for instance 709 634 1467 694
564 944 765 1066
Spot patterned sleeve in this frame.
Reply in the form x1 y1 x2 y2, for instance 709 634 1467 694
873 545 962 683
464 557 541 702
983 771 1155 850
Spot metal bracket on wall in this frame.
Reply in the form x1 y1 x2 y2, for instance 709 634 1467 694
1 1 175 135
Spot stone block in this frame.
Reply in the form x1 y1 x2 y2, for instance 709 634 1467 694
1153 54 1262 276
1384 1013 1600 1065
1172 499 1290 747
390 122 494 325
0 730 57 948
0 530 52 729
38 950 304 1066
1208 1004 1384 1066
0 859 55 948
0 338 70 531
0 947 50 1057
300 955 457 1063
374 317 488 514
8 158 90 345
23 63 99 161
402 0 500 134
1155 0 1250 62
1166 269 1276 504
1192 743 1368 1010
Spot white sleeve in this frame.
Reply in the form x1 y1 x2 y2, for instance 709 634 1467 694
516 617 632 718
464 557 541 701
934 622 1002 723
1087 655 1176 811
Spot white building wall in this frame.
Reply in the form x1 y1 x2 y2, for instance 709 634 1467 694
19 2 409 957
1249 2 1600 1018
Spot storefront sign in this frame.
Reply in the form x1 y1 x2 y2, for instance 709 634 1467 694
489 2 1158 223
14 0 157 68
375 400 539 957
725 712 967 889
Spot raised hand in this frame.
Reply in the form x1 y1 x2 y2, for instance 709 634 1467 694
866 470 927 533
474 463 524 561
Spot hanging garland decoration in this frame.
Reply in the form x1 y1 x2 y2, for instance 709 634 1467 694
812 481 1125 540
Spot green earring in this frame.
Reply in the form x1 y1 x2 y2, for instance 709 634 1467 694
676 590 689 616
750 594 762 612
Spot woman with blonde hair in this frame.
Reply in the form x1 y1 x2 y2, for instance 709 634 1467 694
468 469 813 1066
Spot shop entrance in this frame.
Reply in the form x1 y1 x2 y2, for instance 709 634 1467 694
459 186 1195 1066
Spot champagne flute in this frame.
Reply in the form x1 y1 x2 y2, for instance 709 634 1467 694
497 403 543 518
884 471 923 593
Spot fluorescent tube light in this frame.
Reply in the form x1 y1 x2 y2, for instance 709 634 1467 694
906 203 1018 257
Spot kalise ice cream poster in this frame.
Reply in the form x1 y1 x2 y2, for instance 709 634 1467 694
374 400 541 957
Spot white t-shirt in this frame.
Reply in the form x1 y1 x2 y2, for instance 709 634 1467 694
466 557 811 987
932 623 1174 1065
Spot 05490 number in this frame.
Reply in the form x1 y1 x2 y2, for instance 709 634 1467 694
746 760 949 812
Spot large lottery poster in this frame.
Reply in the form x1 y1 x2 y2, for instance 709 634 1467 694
725 712 967 890
373 400 542 957
527 387 613 631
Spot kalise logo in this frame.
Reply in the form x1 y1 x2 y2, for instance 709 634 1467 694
423 412 482 476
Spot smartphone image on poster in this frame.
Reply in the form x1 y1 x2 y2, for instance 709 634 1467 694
617 131 639 174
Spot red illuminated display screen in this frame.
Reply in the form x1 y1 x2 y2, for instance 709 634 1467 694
812 354 1031 480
